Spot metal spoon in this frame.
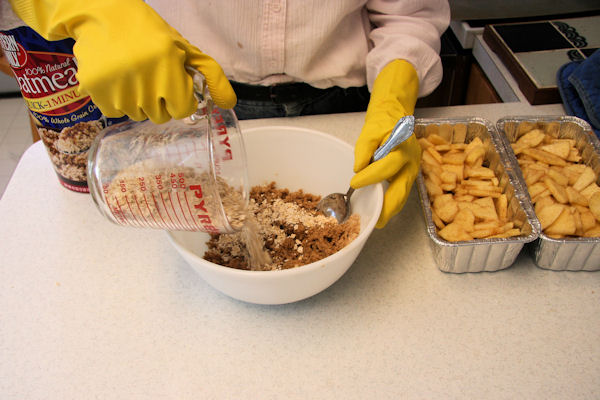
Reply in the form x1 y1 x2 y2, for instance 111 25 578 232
317 115 415 223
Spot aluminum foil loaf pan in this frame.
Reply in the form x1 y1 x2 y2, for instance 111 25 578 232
496 116 600 271
415 117 539 273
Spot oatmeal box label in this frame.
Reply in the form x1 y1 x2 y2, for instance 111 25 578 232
0 26 127 193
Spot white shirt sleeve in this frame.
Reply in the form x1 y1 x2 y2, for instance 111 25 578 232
365 0 451 96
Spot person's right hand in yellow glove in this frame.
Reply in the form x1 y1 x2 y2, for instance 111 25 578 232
9 0 236 124
351 60 421 229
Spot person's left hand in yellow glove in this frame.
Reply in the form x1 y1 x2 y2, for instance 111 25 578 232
9 0 236 124
351 60 421 229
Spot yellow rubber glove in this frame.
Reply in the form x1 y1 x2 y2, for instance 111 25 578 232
351 60 421 229
9 0 236 124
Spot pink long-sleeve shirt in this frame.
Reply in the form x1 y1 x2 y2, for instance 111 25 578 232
147 0 450 97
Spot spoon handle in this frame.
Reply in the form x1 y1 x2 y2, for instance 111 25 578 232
345 187 355 198
372 115 415 162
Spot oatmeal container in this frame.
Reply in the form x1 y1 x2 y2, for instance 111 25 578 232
0 26 127 192
415 117 539 273
497 115 600 271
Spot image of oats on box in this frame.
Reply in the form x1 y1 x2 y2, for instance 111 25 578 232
415 117 539 273
497 115 600 271
39 121 105 186
0 26 127 193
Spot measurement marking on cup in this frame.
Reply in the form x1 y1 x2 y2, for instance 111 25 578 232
183 191 202 231
151 193 171 230
124 196 143 228
109 196 125 225
159 193 177 229
176 192 195 231
133 195 152 229
133 195 147 228
142 194 159 229
152 174 176 230
168 192 184 229
112 196 127 226
175 192 190 230
135 176 155 229
107 205 122 224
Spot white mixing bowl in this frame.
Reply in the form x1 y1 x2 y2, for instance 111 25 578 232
167 126 384 304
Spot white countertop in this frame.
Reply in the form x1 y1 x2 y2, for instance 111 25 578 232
2 102 599 400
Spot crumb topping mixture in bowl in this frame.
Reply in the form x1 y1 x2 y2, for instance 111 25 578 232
204 182 361 271
167 126 383 305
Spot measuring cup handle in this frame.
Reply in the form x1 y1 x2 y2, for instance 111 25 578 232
184 66 213 123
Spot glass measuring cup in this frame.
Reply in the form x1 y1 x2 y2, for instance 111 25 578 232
87 73 249 233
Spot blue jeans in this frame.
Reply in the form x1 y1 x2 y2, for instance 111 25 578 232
232 84 371 120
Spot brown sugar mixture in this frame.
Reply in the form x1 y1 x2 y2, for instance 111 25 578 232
203 182 361 271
